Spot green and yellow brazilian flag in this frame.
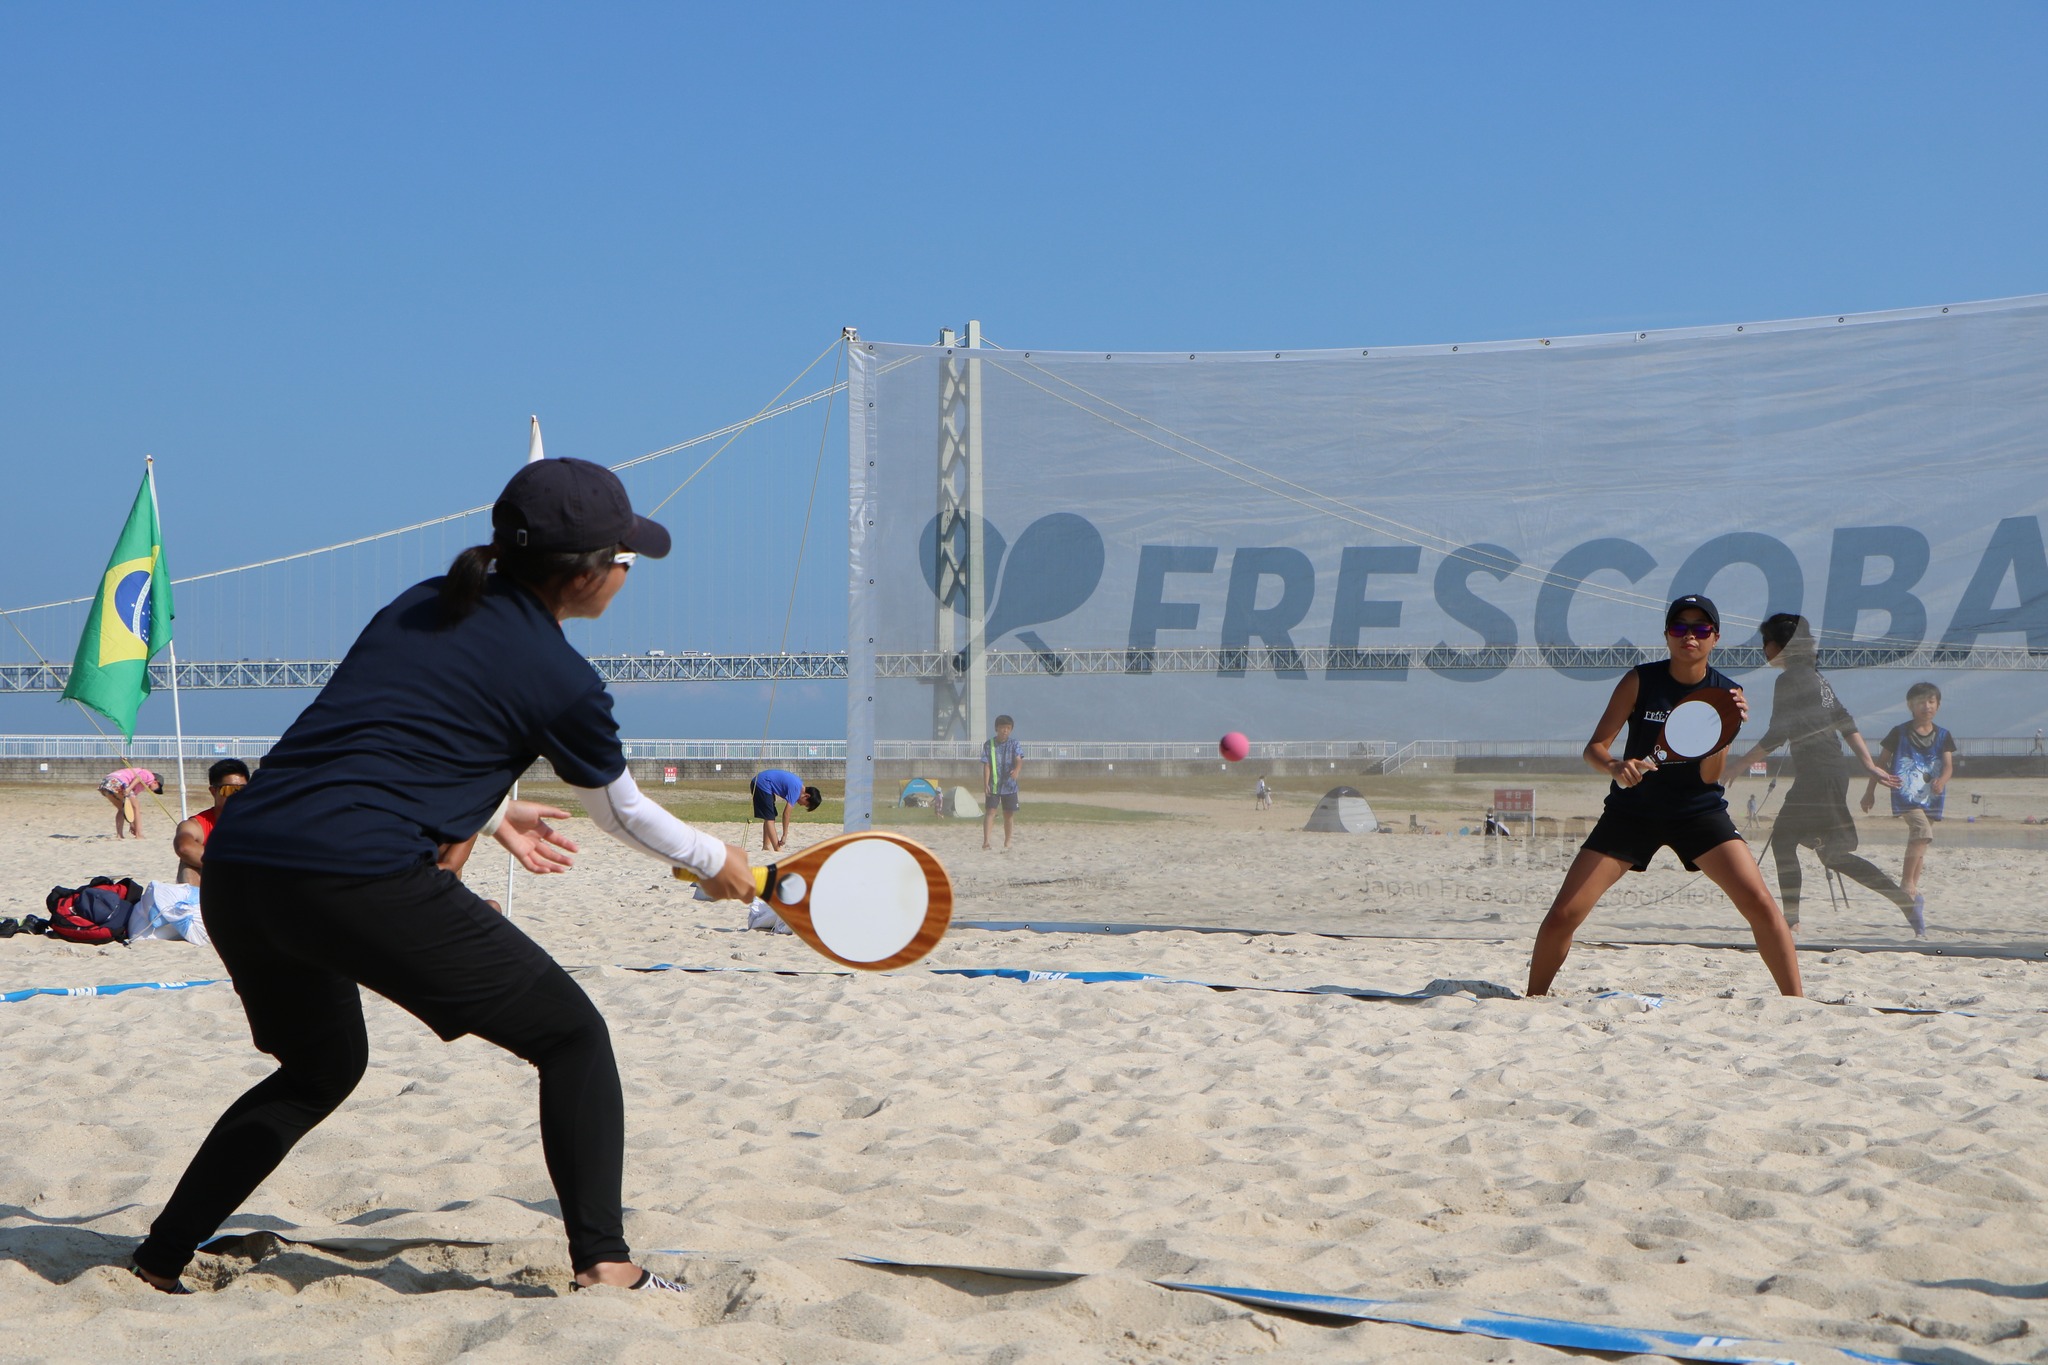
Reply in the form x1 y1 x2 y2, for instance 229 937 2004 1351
62 471 174 740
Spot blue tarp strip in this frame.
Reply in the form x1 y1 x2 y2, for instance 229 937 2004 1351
822 1257 1913 1364
1153 1281 1914 1365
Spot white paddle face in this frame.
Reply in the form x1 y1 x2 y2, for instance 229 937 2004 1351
1661 697 1728 759
807 838 931 963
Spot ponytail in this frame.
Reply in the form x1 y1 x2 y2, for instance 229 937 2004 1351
440 543 500 623
439 538 619 624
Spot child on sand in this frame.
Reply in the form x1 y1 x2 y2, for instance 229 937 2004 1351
1863 681 1955 932
983 715 1022 850
1526 595 1801 998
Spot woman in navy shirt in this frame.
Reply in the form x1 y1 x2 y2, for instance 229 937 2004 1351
133 459 757 1296
1525 596 1801 998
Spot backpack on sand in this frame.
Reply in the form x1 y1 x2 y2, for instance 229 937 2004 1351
45 877 146 945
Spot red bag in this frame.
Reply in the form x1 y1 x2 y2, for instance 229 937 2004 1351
44 877 145 944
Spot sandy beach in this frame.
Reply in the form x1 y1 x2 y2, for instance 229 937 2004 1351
4 780 2047 1362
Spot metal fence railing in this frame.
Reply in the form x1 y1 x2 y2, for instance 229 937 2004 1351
3 735 2039 765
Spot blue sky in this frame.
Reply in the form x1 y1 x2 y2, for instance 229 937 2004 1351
2 3 2043 738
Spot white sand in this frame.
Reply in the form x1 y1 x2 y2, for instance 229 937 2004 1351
4 784 2047 1362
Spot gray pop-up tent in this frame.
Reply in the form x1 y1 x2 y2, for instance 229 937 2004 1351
1305 786 1378 833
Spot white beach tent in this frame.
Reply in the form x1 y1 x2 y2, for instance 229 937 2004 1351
1304 786 1377 834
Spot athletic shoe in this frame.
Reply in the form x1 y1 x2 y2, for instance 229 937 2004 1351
633 1269 686 1293
131 1261 193 1294
1909 892 1926 938
573 1267 686 1294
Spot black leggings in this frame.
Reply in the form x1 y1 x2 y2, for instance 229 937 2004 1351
1771 784 1910 924
135 859 629 1278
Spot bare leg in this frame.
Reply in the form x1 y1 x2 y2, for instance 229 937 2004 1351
982 803 994 850
1002 806 1014 849
101 789 126 838
1691 841 1803 996
1526 848 1631 996
1901 840 1929 894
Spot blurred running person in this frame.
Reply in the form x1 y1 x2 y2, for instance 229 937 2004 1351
1732 614 1917 937
130 458 756 1297
1526 596 1801 998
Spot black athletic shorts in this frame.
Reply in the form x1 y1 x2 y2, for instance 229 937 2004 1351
986 790 1019 813
750 781 779 821
1582 806 1742 873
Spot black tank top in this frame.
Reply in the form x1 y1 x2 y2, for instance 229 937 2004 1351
1605 660 1737 818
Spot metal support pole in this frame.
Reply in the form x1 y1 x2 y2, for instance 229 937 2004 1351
146 457 190 819
964 320 987 743
932 320 987 743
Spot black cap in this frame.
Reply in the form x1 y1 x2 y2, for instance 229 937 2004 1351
492 458 671 559
1666 594 1719 630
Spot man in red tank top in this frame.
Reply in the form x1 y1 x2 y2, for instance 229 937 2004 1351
174 759 251 886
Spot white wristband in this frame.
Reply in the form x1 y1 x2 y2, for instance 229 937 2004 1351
480 792 513 837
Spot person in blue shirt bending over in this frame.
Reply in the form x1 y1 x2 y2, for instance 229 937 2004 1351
749 768 821 853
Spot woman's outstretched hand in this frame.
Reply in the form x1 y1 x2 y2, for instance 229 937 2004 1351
493 801 581 874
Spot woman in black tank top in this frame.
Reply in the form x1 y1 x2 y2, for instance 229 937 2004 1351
1525 596 1802 998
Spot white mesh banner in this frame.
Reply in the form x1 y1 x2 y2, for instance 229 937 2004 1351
848 298 2048 754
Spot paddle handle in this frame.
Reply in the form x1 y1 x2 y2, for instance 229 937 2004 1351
672 863 773 893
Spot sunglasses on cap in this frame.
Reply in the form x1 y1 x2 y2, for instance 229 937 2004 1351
1666 622 1716 640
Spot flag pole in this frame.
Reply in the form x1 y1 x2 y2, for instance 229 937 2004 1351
145 456 190 820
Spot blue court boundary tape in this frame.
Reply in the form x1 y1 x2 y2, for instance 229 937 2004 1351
0 967 1988 1018
959 919 2048 962
0 977 221 1004
1151 1279 1911 1364
836 1256 1916 1364
172 1230 1909 1363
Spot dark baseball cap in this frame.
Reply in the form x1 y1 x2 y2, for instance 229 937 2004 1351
1665 594 1719 630
492 458 671 559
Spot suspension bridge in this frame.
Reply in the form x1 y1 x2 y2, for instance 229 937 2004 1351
1 643 2044 696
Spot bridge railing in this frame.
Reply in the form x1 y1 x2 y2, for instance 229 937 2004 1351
3 734 2038 765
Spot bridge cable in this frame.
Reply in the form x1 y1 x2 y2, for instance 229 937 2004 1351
760 337 847 742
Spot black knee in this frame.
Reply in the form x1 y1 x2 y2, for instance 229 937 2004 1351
249 1012 367 1115
484 968 612 1067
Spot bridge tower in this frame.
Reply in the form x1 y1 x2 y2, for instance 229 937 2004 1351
931 319 988 743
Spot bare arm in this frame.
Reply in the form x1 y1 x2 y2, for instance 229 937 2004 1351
1584 672 1651 787
1934 749 1955 795
172 818 207 882
1844 730 1900 786
1861 744 1894 811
